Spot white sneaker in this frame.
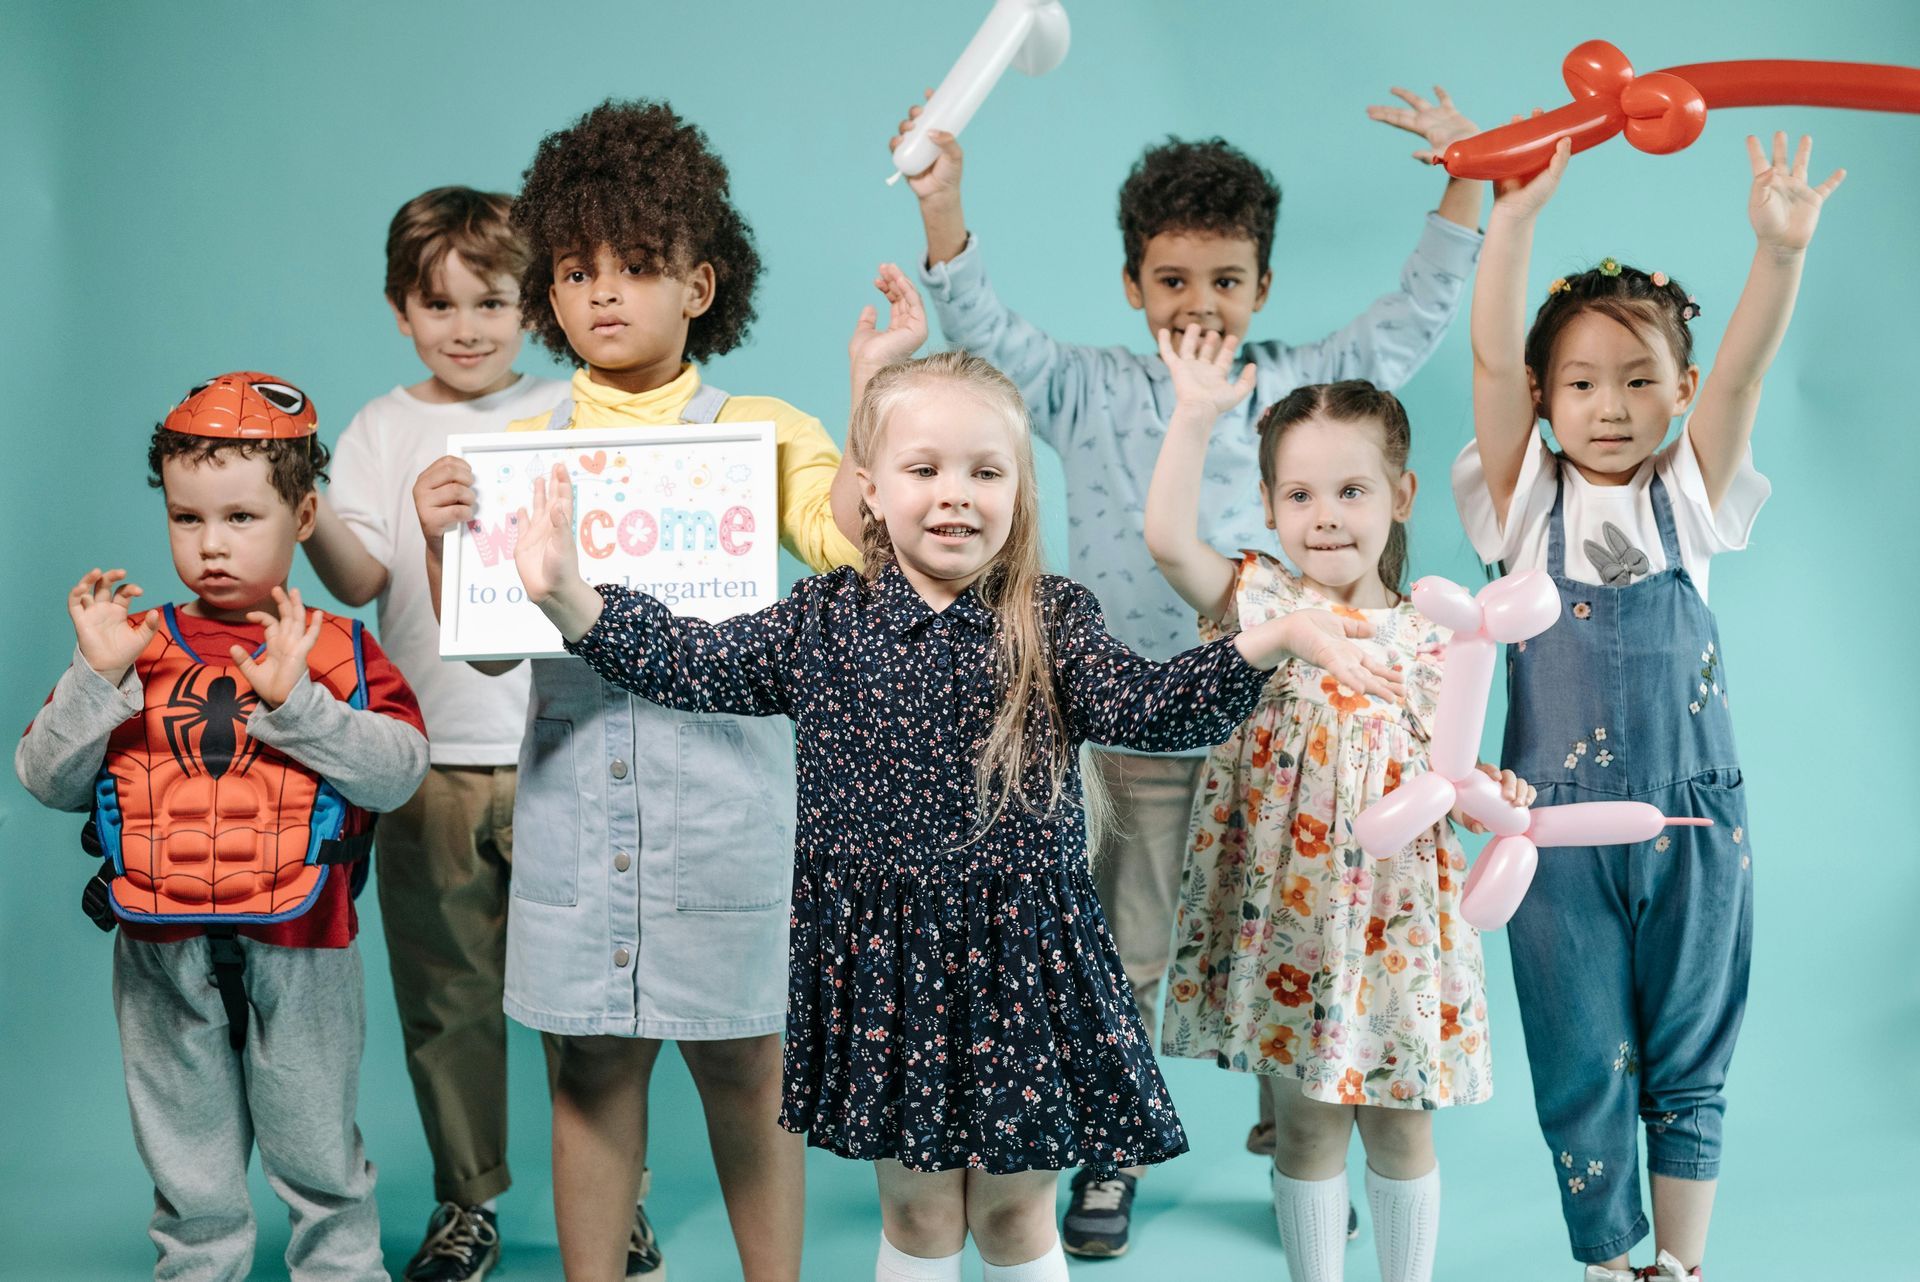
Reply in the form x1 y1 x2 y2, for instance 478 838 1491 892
1645 1250 1702 1280
1583 1268 1638 1282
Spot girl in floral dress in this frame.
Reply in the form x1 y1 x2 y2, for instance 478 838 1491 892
1145 326 1533 1282
505 278 1403 1282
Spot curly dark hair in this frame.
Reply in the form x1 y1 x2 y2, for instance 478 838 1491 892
513 99 761 365
1117 137 1282 280
1525 261 1698 394
147 430 330 509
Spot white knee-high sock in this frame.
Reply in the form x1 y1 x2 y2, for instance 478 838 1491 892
1273 1169 1348 1282
877 1231 963 1282
1364 1165 1440 1282
980 1235 1068 1281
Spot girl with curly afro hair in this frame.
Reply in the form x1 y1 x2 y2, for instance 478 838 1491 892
406 97 874 1282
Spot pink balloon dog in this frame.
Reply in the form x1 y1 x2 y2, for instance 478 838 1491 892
1352 571 1711 930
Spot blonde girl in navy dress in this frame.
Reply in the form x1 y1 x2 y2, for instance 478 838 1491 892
506 271 1407 1282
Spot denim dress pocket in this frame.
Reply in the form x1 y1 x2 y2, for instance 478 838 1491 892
512 716 583 907
673 720 788 911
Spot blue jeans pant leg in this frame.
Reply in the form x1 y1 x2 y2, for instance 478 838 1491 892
1508 835 1649 1264
1632 773 1753 1183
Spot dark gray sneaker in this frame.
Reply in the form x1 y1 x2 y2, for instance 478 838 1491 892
625 1201 666 1279
1062 1168 1137 1258
404 1203 500 1282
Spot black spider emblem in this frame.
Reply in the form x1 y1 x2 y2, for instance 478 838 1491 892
160 665 262 779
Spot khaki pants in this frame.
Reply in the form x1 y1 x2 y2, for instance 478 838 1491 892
375 764 516 1206
1087 747 1206 1043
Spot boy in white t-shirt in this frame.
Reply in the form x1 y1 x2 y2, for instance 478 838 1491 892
304 187 571 1282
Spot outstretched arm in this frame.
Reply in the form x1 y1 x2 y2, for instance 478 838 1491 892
1687 132 1844 509
1143 325 1255 621
1471 135 1570 527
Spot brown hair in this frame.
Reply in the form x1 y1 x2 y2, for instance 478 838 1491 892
512 99 760 365
849 351 1108 845
147 430 330 510
1524 262 1696 403
1256 380 1413 596
383 186 530 309
1117 137 1281 280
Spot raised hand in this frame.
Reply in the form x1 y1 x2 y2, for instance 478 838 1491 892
1747 132 1845 254
514 463 584 608
1490 130 1570 220
69 569 163 682
890 91 964 201
1366 85 1481 164
850 263 929 385
413 454 478 542
230 586 322 709
1158 324 1258 420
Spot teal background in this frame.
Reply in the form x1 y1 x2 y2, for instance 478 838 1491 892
4 1 1915 1277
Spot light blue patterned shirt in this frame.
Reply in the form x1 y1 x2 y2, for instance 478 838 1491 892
919 213 1481 753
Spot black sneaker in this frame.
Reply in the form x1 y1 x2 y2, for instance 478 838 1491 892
626 1201 666 1279
403 1203 500 1282
1062 1168 1137 1258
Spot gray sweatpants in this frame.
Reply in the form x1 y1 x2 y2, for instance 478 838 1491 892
113 933 387 1281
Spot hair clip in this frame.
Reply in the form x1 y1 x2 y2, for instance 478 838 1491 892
1650 271 1669 288
1597 258 1622 277
1548 277 1571 295
1680 295 1702 322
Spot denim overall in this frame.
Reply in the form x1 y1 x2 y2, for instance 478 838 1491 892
502 382 798 1039
1503 475 1754 1264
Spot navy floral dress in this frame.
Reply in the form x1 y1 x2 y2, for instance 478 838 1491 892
567 562 1269 1173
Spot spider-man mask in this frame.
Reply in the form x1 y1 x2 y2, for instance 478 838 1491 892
162 372 317 440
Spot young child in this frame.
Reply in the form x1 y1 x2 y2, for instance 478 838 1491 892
303 185 568 1282
1146 328 1529 1282
409 100 863 1282
504 276 1404 1282
891 85 1487 1252
15 374 428 1280
1454 134 1844 1281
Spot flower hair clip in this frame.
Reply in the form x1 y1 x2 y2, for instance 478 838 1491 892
1548 277 1571 295
1650 271 1669 287
1597 257 1622 276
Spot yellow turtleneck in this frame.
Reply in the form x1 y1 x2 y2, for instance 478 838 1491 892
509 364 859 574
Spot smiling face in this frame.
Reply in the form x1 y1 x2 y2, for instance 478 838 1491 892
548 243 713 393
1261 416 1415 607
1124 230 1271 342
857 386 1022 609
392 250 524 403
1537 309 1699 484
164 451 316 622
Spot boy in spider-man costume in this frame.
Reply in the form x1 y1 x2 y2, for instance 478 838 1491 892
15 372 428 1282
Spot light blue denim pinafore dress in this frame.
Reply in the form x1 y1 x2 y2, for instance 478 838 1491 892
502 383 797 1040
1502 474 1754 1265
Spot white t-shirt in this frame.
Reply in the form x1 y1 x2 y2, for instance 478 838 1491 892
327 375 570 764
1450 426 1770 604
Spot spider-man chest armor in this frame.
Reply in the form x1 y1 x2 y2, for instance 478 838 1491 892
90 606 374 925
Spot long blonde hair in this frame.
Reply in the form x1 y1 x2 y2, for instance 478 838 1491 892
849 350 1109 845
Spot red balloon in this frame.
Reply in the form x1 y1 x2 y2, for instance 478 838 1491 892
1440 42 1920 179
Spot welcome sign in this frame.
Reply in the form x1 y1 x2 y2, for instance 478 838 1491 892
438 424 779 660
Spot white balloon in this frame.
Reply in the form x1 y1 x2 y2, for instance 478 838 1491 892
890 0 1071 183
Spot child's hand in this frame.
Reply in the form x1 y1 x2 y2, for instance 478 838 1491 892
1365 85 1481 164
230 586 322 709
850 264 928 386
890 91 964 203
1451 763 1538 834
1237 610 1406 702
1158 325 1258 423
68 569 162 682
414 454 477 546
1747 132 1845 255
1489 130 1570 220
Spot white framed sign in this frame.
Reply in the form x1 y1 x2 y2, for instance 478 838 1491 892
438 423 779 660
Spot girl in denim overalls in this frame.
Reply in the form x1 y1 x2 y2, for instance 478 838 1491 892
1453 133 1844 1281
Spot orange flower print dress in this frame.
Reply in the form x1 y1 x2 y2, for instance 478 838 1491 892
1159 552 1492 1109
